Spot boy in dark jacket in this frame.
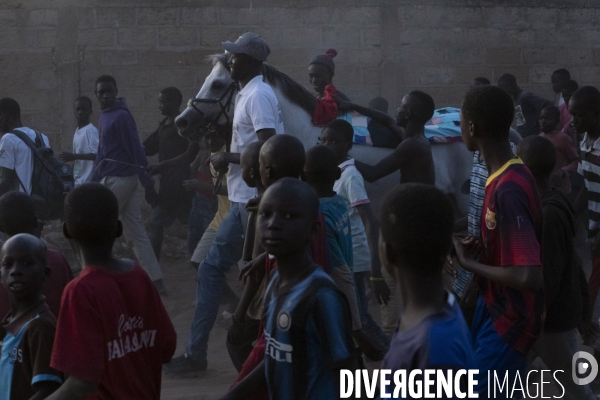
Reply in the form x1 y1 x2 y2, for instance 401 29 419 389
518 135 595 400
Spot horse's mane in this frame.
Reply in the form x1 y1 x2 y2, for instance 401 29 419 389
208 53 317 116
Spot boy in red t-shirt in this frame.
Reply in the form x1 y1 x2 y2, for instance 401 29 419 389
47 183 176 399
453 85 544 398
0 192 73 319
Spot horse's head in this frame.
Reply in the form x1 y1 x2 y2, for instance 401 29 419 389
176 53 236 141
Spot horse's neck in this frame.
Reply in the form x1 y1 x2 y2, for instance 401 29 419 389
271 86 321 150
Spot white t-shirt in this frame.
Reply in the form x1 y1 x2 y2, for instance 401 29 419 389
333 159 371 273
72 123 99 186
0 127 50 195
228 75 284 203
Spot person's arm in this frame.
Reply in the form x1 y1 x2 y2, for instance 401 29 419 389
147 141 201 176
30 381 60 400
116 113 154 189
219 360 266 400
574 186 588 216
338 101 403 139
44 377 98 400
561 136 580 174
453 236 542 292
356 203 389 304
354 143 408 183
256 128 276 141
142 127 160 157
0 167 18 196
539 207 570 306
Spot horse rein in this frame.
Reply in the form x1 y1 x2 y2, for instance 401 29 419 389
187 82 237 140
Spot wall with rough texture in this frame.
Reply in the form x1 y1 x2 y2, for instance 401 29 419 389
0 0 598 148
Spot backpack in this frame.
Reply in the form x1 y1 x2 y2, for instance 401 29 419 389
11 129 74 221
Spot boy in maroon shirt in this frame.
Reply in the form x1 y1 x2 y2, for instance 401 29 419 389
47 183 176 399
453 85 544 398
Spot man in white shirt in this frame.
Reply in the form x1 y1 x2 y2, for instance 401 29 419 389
165 32 284 375
0 97 50 196
59 96 99 186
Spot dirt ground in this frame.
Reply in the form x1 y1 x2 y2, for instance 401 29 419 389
40 207 599 400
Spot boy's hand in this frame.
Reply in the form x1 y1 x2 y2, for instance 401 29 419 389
452 235 481 266
443 254 457 278
239 253 267 284
227 316 246 345
245 196 261 213
144 187 159 208
146 164 163 176
59 152 76 162
370 278 390 305
208 152 230 171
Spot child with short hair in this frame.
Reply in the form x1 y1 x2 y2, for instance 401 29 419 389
539 105 579 193
227 135 307 374
47 183 176 399
144 87 193 261
0 234 62 400
517 135 596 400
187 132 229 269
0 191 73 319
221 178 356 399
454 85 544 398
319 119 389 348
380 184 472 394
59 96 99 186
304 144 385 360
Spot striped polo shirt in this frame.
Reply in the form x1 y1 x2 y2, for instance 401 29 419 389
578 132 600 243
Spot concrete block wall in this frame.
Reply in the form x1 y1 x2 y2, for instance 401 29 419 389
0 0 599 149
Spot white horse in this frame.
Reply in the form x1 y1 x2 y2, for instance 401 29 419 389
176 53 474 214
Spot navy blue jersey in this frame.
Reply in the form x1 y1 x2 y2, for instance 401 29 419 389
263 266 355 399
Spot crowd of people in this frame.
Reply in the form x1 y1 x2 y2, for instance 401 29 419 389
1 29 600 400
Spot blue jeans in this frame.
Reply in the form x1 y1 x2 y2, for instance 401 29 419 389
186 202 246 362
354 271 390 348
187 193 218 255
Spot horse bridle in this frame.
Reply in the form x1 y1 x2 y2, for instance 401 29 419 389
187 81 238 138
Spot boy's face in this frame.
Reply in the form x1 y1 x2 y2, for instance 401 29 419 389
0 241 46 303
569 97 599 134
318 128 351 164
395 95 411 128
551 74 566 94
95 82 117 110
539 109 558 133
459 109 477 152
158 93 179 116
257 187 316 257
241 151 257 188
74 100 92 124
308 64 332 95
562 88 575 107
206 133 225 153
